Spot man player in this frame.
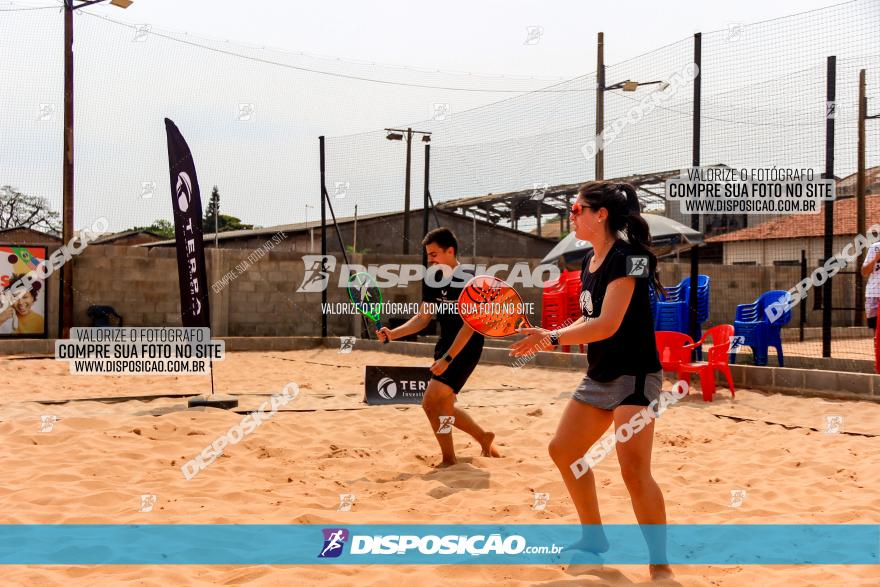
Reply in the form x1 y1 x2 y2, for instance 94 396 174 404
862 239 880 330
377 227 500 466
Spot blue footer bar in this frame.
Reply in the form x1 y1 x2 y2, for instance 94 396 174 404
0 524 877 565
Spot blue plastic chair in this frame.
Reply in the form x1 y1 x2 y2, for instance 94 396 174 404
730 290 791 366
655 276 711 360
679 275 711 341
649 284 659 324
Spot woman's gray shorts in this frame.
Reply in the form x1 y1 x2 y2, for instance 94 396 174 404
572 370 663 411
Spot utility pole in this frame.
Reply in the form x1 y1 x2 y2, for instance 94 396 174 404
59 0 133 338
595 32 605 180
385 128 431 254
60 0 75 338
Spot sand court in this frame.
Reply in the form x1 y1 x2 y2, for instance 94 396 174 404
0 348 877 585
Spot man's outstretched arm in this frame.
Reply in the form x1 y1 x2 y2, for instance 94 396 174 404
377 302 434 342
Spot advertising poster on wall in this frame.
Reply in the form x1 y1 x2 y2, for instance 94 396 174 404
0 245 48 338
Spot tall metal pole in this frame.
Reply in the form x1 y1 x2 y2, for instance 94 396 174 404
422 143 430 267
319 136 327 338
822 56 836 358
403 128 413 254
800 250 807 342
688 32 702 347
856 69 867 325
60 0 75 338
595 32 605 180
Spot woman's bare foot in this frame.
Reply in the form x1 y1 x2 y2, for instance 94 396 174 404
437 457 458 467
479 432 501 457
649 564 674 581
565 533 610 554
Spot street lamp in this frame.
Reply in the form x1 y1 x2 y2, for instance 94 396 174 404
60 0 133 339
594 32 668 180
385 127 432 254
604 79 670 92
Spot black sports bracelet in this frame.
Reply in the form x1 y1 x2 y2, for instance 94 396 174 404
548 331 559 347
443 354 453 362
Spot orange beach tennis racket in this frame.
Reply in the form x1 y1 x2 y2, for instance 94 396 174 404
457 275 534 337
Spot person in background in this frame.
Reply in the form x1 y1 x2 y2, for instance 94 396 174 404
861 240 880 330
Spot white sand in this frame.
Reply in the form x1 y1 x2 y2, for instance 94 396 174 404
0 347 878 585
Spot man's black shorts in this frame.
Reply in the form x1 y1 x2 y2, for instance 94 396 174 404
432 336 483 394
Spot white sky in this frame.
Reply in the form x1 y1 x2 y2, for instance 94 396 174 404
86 0 837 79
1 0 876 232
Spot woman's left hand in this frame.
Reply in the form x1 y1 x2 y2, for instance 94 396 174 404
509 327 552 357
429 358 449 376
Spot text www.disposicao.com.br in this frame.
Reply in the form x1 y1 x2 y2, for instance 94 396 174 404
73 360 207 373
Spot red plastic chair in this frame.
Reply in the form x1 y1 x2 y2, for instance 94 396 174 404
677 324 736 402
541 281 570 351
561 270 585 353
541 292 567 327
655 331 694 374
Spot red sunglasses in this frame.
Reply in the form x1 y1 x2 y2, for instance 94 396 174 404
571 201 585 215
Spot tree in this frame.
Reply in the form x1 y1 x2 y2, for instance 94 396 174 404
204 186 220 233
144 219 175 238
0 185 61 235
121 219 175 239
202 186 252 233
212 214 253 233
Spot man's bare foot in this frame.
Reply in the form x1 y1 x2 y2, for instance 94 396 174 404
479 432 501 457
649 564 674 581
437 457 458 467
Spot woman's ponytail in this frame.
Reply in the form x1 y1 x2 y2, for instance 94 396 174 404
578 181 664 294
619 184 663 293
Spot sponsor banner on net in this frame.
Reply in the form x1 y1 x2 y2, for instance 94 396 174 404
666 166 834 215
55 327 223 375
364 366 431 404
2 524 876 565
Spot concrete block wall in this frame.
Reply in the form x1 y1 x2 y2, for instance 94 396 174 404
74 245 181 329
37 247 876 339
64 247 552 338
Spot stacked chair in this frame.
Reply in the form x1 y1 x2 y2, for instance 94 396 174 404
730 290 791 366
540 270 585 353
654 275 710 358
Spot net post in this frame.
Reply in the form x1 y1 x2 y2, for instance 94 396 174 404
688 32 702 350
855 69 866 326
800 249 807 342
822 56 836 358
319 135 327 338
595 31 605 181
423 143 430 268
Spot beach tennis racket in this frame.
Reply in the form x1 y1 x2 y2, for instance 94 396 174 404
457 275 534 337
346 272 388 344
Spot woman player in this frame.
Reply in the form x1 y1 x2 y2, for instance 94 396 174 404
511 181 673 581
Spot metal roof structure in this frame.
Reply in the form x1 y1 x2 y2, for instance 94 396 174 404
434 166 723 236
